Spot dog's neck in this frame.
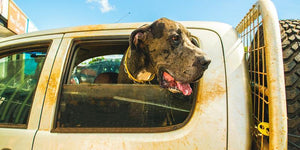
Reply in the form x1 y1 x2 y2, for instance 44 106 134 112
125 48 155 83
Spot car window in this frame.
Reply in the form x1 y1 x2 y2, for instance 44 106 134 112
55 39 196 132
71 55 121 84
0 45 48 127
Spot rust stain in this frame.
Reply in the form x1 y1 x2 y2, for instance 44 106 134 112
72 24 105 31
67 23 144 35
197 78 226 105
46 69 61 106
45 42 69 107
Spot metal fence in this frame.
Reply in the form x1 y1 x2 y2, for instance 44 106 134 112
236 0 287 149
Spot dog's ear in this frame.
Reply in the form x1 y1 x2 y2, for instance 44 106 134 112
128 24 155 81
130 24 149 51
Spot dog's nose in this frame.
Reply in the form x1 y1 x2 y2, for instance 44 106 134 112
193 56 211 69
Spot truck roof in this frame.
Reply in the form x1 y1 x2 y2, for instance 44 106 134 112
0 21 233 43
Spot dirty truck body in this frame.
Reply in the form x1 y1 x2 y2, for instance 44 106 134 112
0 0 290 150
0 21 250 149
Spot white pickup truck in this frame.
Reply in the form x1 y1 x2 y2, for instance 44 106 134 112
0 0 298 149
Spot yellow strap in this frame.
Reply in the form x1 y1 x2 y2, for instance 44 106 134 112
124 47 155 83
258 122 270 136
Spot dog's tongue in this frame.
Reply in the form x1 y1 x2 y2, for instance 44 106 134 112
163 72 192 96
176 81 192 96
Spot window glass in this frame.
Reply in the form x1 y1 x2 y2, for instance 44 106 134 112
56 40 195 131
71 55 122 84
0 46 48 126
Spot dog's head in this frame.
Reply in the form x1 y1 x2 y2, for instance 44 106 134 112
129 18 211 95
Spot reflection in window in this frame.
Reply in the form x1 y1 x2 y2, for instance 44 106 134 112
0 48 48 126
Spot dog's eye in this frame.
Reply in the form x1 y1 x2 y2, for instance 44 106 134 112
172 35 180 42
191 37 200 48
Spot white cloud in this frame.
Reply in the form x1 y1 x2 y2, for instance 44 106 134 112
86 0 114 13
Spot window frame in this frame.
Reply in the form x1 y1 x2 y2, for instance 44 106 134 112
0 41 52 128
52 37 198 133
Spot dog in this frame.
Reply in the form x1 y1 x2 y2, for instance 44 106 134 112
118 17 211 96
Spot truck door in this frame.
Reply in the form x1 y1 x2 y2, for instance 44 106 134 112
33 25 229 149
0 34 63 150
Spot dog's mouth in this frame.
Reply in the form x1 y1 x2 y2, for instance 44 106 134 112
159 71 192 96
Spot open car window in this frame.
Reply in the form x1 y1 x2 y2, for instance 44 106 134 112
70 55 122 85
55 39 196 132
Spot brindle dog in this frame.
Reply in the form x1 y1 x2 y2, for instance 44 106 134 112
118 17 211 96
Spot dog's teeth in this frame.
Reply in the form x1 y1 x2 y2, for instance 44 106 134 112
168 88 181 93
184 90 189 95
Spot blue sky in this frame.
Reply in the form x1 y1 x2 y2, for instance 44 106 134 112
14 0 300 31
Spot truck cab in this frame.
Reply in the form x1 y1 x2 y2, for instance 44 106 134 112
0 21 251 150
